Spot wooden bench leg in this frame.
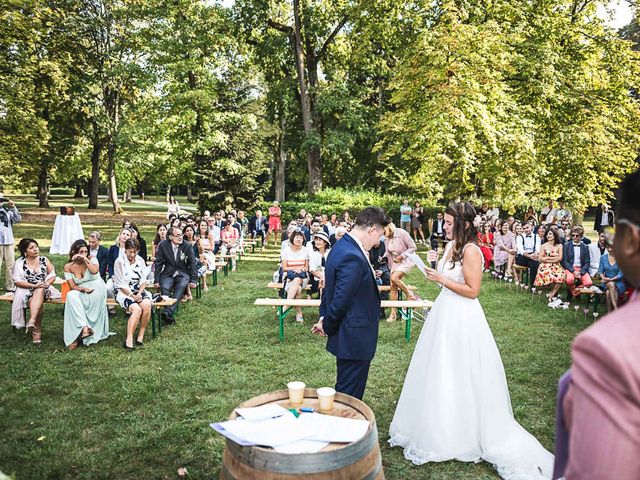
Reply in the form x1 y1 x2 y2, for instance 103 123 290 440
151 307 157 338
213 269 217 286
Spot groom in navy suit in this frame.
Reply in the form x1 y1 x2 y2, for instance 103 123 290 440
312 207 391 399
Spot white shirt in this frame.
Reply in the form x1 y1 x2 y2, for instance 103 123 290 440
172 244 179 260
516 234 540 255
0 206 21 245
600 211 610 227
209 225 221 242
541 207 557 224
588 243 603 276
309 248 330 272
486 207 500 221
90 247 98 259
572 244 582 268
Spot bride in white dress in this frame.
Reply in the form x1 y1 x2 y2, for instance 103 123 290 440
389 202 554 479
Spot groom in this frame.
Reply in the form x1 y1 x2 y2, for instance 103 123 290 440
312 207 391 399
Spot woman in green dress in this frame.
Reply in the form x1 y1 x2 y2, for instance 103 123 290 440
63 239 114 349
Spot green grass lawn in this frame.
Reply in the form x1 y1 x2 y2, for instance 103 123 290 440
0 204 593 479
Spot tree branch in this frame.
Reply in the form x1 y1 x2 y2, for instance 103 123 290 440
317 15 348 61
266 19 293 35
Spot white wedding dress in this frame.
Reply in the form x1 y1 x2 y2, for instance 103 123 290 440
389 242 554 479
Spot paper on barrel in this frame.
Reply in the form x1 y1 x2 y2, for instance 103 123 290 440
234 404 290 422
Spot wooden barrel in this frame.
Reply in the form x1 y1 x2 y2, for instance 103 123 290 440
220 388 384 479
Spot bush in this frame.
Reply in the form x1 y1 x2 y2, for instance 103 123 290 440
258 188 443 226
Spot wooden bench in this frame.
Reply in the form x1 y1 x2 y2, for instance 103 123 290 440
254 297 433 343
0 293 177 339
265 282 419 299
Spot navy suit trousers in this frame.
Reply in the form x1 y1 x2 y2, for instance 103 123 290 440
160 273 188 316
336 358 371 400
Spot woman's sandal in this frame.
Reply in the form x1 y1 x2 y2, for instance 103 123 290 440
26 321 36 334
32 329 42 345
386 312 397 323
80 326 94 340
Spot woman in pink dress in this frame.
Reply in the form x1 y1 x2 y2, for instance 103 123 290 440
266 201 282 246
384 223 418 322
493 222 516 277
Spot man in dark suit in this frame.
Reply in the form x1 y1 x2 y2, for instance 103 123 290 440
312 207 391 400
593 203 615 233
87 231 109 281
430 212 445 248
153 226 198 324
561 226 592 296
249 210 268 246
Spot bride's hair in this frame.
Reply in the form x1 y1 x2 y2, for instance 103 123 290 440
445 202 478 267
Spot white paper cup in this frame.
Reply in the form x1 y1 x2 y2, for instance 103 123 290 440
287 381 306 406
317 387 336 412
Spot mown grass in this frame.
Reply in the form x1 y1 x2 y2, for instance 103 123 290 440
0 205 591 479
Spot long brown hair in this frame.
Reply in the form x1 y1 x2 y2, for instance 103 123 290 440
445 202 478 267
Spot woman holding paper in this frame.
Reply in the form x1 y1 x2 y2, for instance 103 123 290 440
389 202 553 479
113 239 153 351
384 223 418 322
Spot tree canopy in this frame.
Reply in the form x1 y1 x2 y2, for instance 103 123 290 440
1 0 638 212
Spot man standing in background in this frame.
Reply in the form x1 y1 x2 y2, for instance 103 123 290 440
0 196 21 292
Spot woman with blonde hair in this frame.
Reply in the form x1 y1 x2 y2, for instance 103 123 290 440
384 222 418 322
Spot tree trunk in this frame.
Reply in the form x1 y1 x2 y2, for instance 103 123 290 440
291 0 322 195
123 186 132 203
275 115 286 202
88 125 103 209
166 186 171 202
106 139 123 213
187 185 193 202
37 159 49 208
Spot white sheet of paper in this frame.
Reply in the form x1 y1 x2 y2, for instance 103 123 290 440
234 404 290 422
273 439 330 454
218 413 318 448
300 413 370 443
405 252 429 277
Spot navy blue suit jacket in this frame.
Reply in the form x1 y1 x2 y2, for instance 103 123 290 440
94 245 109 280
561 242 591 276
107 245 121 278
320 233 381 361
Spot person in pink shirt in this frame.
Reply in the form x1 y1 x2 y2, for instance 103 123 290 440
384 223 418 322
554 168 640 480
220 221 239 271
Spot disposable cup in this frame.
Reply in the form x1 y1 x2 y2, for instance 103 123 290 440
287 381 306 406
317 387 336 412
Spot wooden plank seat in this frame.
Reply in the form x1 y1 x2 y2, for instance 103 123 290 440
0 293 176 339
265 282 419 299
254 297 433 343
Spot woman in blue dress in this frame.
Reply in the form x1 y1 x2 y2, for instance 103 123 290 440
597 244 625 311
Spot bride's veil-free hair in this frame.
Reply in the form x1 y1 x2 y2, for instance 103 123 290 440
445 202 478 268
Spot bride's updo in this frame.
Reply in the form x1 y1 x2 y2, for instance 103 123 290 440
444 202 478 267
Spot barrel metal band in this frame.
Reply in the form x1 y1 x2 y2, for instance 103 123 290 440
225 422 379 474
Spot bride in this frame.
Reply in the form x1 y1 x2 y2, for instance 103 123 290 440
389 202 554 479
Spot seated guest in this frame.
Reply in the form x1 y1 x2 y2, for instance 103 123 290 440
182 224 202 301
576 225 591 245
384 222 418 323
114 239 153 350
515 222 540 286
329 225 348 246
477 223 494 271
121 218 132 229
249 210 268 246
281 230 309 322
220 220 239 271
553 168 640 480
108 228 133 278
237 210 249 236
153 226 197 325
486 204 500 222
493 222 516 277
151 224 168 261
537 224 547 244
280 223 298 257
556 199 572 223
593 203 615 233
11 238 59 344
87 231 108 281
524 206 538 225
207 217 222 254
63 240 113 350
309 231 331 295
561 226 592 296
129 224 148 260
197 220 215 289
540 199 557 224
588 231 607 277
306 219 323 251
598 244 625 311
534 228 566 305
227 213 242 237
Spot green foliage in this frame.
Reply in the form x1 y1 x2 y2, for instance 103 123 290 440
255 187 441 225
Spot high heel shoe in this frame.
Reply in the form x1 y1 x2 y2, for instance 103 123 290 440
135 339 144 347
122 340 135 352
